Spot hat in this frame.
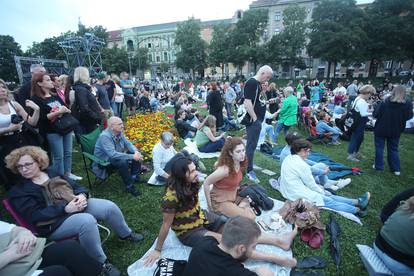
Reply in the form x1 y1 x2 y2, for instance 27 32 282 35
96 72 105 80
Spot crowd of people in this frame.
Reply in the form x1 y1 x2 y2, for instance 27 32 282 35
0 63 413 276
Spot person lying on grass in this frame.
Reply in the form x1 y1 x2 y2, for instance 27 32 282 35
143 156 297 268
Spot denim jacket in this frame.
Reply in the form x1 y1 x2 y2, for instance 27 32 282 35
92 128 137 179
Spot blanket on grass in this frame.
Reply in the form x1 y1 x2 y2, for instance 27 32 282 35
183 138 221 159
269 147 362 180
127 190 293 276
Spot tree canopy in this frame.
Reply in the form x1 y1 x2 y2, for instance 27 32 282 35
0 35 23 82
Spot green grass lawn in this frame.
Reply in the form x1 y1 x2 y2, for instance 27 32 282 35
1 107 413 275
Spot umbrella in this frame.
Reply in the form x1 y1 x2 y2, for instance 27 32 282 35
326 214 341 271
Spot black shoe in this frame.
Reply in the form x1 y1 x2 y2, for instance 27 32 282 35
120 232 144 242
356 210 368 218
126 187 141 197
101 261 120 276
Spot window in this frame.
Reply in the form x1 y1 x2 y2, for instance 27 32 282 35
275 11 282 21
148 43 152 48
149 54 153 62
274 28 280 34
127 40 134 52
164 52 168 61
156 56 160 62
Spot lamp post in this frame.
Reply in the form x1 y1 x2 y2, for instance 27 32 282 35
127 51 133 77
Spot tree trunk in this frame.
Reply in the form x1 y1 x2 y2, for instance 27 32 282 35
333 62 337 79
221 64 224 79
410 58 413 70
390 60 394 77
327 61 331 79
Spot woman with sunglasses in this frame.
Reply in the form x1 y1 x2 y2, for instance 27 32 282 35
280 139 371 217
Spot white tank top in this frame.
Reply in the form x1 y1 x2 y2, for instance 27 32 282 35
0 102 17 128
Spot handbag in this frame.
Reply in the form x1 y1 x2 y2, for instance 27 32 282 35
0 232 46 276
344 99 361 131
54 113 79 134
153 258 187 276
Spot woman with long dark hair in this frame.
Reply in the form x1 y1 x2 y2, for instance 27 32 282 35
206 81 223 129
203 137 255 219
143 156 298 268
31 73 80 180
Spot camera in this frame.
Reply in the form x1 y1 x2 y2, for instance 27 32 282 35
10 114 24 124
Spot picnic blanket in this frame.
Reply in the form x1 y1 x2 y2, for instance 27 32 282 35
127 190 294 276
269 147 362 180
183 138 221 159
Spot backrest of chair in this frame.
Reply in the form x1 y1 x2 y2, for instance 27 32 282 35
2 199 38 234
79 127 103 155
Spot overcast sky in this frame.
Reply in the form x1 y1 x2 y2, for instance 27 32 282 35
1 0 372 51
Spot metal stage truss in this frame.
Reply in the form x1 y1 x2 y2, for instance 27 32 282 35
58 33 105 75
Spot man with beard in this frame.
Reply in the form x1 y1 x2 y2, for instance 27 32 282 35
183 216 273 276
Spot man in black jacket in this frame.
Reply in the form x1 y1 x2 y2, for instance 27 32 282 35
175 110 197 139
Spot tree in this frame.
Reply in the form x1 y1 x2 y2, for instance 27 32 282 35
307 0 367 78
131 47 150 76
277 5 307 78
175 17 207 78
26 35 66 60
101 45 129 74
77 24 108 42
228 8 268 73
0 35 23 82
364 0 414 75
208 23 232 77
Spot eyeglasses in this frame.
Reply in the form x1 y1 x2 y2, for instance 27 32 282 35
16 162 35 170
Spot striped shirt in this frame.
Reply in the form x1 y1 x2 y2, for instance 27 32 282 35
162 187 207 236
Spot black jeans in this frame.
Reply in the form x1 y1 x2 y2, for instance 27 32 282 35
246 120 262 172
39 240 102 276
110 158 141 189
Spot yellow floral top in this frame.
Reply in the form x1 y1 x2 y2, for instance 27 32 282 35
161 187 207 236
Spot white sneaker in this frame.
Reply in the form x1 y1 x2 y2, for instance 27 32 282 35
68 173 83 181
394 171 401 176
336 178 352 189
324 180 338 189
329 185 340 191
269 178 280 190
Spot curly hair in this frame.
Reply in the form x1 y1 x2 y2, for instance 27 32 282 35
400 196 414 220
5 146 49 174
216 137 247 175
167 156 200 206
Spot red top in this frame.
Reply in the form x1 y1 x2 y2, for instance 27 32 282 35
214 169 243 191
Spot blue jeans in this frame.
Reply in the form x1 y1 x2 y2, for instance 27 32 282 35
373 244 414 276
225 102 233 120
246 120 262 172
199 138 225 153
311 163 329 186
274 122 291 142
375 135 400 172
110 101 117 116
46 132 73 176
109 158 141 189
113 102 123 118
347 117 368 154
323 195 357 214
316 122 342 142
258 123 276 146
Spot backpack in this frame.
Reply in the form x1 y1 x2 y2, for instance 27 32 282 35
344 99 361 131
238 183 274 211
260 141 273 155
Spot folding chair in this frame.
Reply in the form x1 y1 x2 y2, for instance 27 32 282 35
2 198 111 244
77 127 113 190
356 244 393 276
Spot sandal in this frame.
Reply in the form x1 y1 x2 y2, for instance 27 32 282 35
296 256 326 269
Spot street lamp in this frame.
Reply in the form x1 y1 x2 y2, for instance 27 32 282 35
127 51 133 77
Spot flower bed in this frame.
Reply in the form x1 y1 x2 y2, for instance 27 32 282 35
124 112 174 160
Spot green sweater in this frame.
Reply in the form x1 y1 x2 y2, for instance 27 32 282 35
195 126 211 147
278 95 298 126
